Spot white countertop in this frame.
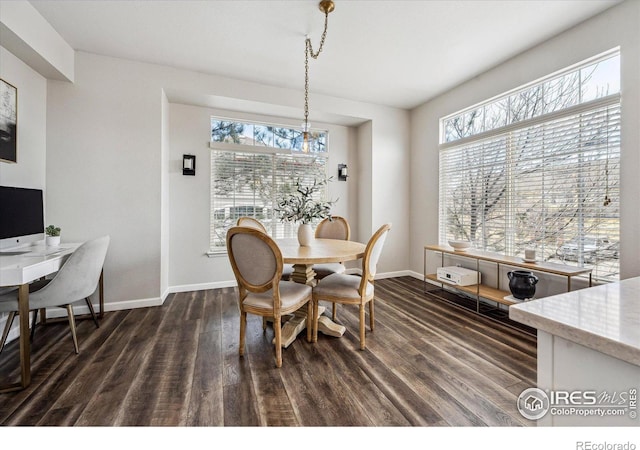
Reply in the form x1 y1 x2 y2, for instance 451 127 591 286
509 276 640 366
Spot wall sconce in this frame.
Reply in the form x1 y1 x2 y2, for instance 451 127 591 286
183 154 196 176
338 163 348 181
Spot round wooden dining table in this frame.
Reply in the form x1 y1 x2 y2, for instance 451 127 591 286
274 237 366 348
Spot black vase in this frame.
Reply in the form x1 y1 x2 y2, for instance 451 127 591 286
508 270 539 300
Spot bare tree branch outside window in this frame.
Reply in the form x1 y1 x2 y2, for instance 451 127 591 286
440 53 621 281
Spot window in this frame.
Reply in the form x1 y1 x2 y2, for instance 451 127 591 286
439 50 620 281
209 118 329 254
211 119 327 152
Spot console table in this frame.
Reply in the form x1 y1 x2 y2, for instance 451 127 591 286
424 245 593 312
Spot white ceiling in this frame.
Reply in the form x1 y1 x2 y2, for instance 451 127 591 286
30 0 621 110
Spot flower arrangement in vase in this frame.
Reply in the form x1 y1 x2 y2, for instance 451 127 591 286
275 178 336 246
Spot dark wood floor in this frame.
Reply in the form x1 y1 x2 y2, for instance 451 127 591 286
0 276 536 426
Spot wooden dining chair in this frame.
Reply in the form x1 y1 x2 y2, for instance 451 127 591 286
236 216 293 281
313 216 351 320
226 226 313 367
313 216 351 278
236 216 267 232
311 223 391 350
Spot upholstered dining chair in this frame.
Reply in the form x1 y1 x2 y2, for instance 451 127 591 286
313 216 351 320
226 226 313 367
236 216 267 232
311 223 391 350
313 216 351 279
0 235 110 355
236 216 294 281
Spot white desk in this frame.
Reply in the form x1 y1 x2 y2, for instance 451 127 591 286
0 243 87 393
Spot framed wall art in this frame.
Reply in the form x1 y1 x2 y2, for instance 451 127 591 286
0 78 17 163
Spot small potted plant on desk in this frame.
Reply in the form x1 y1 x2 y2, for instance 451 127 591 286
275 178 336 246
45 225 61 247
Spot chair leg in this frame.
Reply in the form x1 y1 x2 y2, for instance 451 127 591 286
239 311 247 357
359 304 366 350
332 302 337 321
30 309 38 341
274 316 282 368
85 298 99 328
65 305 80 354
306 300 312 343
369 299 375 331
312 297 319 343
0 311 16 354
262 317 267 332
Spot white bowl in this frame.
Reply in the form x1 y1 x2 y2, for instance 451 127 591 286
448 240 471 251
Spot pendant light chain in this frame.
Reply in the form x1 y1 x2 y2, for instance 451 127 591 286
302 2 333 152
306 10 330 60
304 39 310 127
304 8 330 139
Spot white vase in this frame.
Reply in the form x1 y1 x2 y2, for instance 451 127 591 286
46 235 61 247
297 223 313 246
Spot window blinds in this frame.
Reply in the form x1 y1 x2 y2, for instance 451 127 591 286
209 150 328 252
439 98 620 281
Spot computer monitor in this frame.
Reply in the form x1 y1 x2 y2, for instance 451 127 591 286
0 185 45 250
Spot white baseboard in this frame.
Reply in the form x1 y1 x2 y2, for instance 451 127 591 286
0 295 164 348
0 271 422 348
336 268 423 281
406 270 423 280
167 280 237 295
376 270 420 280
164 271 420 291
167 270 421 292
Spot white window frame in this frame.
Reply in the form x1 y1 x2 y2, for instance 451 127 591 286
438 51 621 282
208 120 329 256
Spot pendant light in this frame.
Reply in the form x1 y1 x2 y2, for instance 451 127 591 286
302 0 334 153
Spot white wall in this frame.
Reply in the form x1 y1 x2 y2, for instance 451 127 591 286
43 51 410 309
46 53 164 308
0 48 46 189
371 112 411 276
410 1 640 287
3 1 635 339
160 90 170 299
356 121 373 242
168 103 357 290
0 1 74 82
4 0 636 317
0 47 48 340
168 102 227 290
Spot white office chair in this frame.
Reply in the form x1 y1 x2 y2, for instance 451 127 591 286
0 235 110 354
